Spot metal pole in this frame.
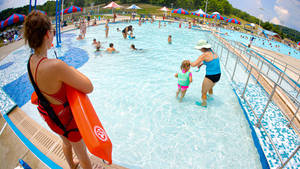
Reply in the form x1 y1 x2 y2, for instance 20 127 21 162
225 49 230 67
29 0 32 13
55 0 60 47
279 64 288 85
287 105 299 128
61 0 64 27
278 145 300 169
242 67 253 98
246 53 252 71
58 0 62 44
257 59 264 83
34 0 37 10
256 84 277 128
231 55 239 81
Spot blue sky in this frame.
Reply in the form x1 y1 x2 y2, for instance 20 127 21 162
228 0 300 31
0 0 300 31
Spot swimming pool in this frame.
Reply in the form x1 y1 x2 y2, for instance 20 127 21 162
219 28 300 59
1 21 262 168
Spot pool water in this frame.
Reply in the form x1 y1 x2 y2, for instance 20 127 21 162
1 21 262 168
219 28 300 59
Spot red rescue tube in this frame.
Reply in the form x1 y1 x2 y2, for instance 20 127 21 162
30 86 113 164
66 85 112 164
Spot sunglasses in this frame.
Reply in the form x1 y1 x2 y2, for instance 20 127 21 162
50 29 56 35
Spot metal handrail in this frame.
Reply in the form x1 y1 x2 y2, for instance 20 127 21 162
231 40 300 89
207 34 300 168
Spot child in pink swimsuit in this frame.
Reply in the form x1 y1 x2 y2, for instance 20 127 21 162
175 60 193 102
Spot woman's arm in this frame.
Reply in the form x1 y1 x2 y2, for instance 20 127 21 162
56 60 93 94
190 53 206 67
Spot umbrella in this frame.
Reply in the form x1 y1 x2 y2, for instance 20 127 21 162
0 21 4 29
63 5 82 14
226 18 241 24
127 4 141 9
103 1 122 9
211 14 226 20
2 14 26 28
171 8 189 15
160 6 170 12
297 42 300 45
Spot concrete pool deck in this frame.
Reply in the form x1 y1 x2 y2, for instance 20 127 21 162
0 17 299 168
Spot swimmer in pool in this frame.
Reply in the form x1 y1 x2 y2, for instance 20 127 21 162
168 35 172 44
106 43 117 53
92 38 97 45
175 60 192 102
131 44 137 50
96 41 101 51
77 34 84 40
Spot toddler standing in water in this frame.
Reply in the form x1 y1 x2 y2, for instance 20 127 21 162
175 60 192 102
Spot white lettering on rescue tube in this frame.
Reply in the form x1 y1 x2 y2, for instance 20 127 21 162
94 126 108 142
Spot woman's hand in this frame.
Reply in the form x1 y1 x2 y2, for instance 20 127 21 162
174 73 178 78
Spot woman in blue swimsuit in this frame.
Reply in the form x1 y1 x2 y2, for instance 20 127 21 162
190 40 221 107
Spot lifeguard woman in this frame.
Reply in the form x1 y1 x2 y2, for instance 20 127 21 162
24 11 93 169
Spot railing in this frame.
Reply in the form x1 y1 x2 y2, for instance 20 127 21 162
207 33 300 169
228 40 300 104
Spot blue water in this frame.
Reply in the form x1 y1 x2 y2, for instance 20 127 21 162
1 21 262 168
219 28 300 59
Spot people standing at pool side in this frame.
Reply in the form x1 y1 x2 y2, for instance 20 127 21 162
122 25 133 39
159 21 161 28
105 19 109 38
175 60 193 102
168 35 172 44
24 11 93 169
190 40 221 107
106 43 117 53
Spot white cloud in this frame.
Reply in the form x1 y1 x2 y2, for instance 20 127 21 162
270 17 280 25
0 0 52 11
274 5 289 19
255 0 263 8
274 0 300 30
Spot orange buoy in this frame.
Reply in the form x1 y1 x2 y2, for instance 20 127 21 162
30 86 112 164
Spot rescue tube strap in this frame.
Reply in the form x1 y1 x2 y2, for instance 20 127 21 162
27 55 78 138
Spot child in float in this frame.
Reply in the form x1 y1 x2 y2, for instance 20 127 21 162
128 32 135 39
168 35 172 44
175 60 193 102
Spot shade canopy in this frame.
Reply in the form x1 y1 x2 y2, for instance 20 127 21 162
1 14 26 29
63 6 82 14
226 18 241 24
171 8 189 15
160 6 170 12
192 9 206 15
211 12 220 15
127 4 141 9
103 1 122 9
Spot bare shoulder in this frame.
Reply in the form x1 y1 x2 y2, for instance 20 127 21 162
46 59 69 72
